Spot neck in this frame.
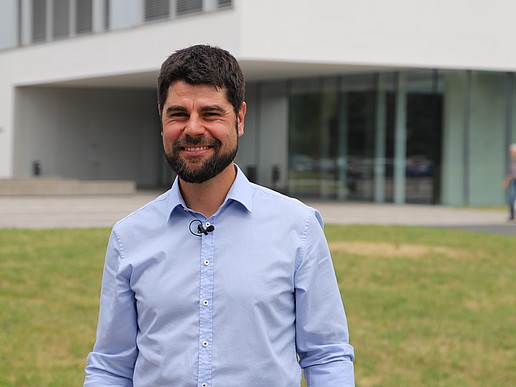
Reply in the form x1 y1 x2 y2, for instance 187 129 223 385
179 164 237 218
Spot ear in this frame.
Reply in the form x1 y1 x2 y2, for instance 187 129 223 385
237 102 246 137
157 104 162 117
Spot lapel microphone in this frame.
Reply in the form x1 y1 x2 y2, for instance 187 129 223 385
189 219 215 237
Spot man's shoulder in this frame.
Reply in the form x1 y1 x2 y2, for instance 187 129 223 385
112 189 172 233
249 183 316 218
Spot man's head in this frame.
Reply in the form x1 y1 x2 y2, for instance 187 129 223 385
157 44 245 116
158 45 246 184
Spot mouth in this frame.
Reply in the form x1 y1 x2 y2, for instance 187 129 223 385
179 144 215 157
173 135 221 157
182 146 212 152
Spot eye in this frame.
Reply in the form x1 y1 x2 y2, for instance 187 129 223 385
204 112 221 118
167 112 188 121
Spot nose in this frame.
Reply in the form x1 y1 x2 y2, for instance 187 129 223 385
184 113 206 136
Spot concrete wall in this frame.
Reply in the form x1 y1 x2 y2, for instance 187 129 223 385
13 87 161 186
469 72 507 206
257 82 289 190
234 81 289 190
240 0 516 72
235 83 259 179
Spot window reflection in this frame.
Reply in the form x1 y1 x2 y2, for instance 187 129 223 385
288 70 443 204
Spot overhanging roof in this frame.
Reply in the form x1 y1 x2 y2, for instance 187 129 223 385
23 60 400 89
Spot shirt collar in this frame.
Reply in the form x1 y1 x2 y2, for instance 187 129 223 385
167 164 253 218
225 164 253 213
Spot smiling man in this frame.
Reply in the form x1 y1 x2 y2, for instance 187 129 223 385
84 45 354 387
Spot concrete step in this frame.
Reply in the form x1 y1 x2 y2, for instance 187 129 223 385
0 177 136 196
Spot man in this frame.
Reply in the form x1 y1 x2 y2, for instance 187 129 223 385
85 44 354 386
503 143 516 221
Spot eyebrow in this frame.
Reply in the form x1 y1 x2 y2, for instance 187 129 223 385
164 105 226 115
165 105 187 115
200 105 225 113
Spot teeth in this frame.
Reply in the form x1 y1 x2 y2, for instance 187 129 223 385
185 146 210 151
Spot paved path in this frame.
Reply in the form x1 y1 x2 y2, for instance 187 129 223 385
0 192 514 235
305 201 515 236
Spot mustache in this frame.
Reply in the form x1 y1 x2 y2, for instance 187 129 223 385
173 135 222 149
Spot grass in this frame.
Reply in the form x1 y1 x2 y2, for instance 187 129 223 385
0 229 108 387
0 226 515 386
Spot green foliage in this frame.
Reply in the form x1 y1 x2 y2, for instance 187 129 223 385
0 226 514 386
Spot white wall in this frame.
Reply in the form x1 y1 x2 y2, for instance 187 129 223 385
235 81 289 190
0 54 17 178
7 9 241 89
256 82 289 190
13 87 161 185
234 83 258 178
239 0 516 72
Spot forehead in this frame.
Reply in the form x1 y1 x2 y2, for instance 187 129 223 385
165 81 229 105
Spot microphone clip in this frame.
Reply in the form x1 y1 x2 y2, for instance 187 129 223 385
189 219 215 237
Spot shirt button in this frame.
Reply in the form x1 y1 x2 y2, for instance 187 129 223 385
203 300 209 306
202 383 208 387
202 341 209 347
203 260 210 266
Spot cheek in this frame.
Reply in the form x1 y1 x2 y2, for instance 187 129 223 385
162 131 178 151
162 125 181 142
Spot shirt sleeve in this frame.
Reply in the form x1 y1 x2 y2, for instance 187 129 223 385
294 209 355 387
84 228 138 386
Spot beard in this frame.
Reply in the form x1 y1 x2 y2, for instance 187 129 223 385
164 134 238 184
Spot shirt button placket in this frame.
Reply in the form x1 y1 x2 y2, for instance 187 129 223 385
198 220 215 387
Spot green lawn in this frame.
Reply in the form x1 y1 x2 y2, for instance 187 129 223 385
0 226 514 386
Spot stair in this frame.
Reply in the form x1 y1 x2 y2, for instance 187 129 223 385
0 177 136 196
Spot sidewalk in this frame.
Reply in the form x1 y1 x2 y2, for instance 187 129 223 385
0 192 513 235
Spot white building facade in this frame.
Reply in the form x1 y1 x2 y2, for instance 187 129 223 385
1 0 515 206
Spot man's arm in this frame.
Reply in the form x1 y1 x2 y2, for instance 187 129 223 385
295 209 355 387
84 229 138 386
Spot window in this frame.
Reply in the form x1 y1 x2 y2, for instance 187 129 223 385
176 0 202 16
53 0 70 39
104 0 110 30
32 0 47 43
17 0 23 45
76 0 92 34
145 0 169 22
218 0 232 8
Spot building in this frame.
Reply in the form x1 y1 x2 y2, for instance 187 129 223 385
1 0 515 206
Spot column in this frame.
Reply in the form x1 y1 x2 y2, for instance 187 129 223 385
394 72 407 204
374 74 387 203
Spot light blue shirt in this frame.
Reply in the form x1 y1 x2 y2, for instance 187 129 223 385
85 166 354 386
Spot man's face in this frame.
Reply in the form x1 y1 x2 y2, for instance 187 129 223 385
161 81 246 183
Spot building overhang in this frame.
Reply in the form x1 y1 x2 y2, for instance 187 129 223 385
19 60 401 90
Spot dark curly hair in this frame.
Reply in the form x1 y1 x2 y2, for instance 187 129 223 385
157 45 245 115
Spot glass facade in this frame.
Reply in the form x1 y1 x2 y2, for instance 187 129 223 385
284 69 515 205
288 71 442 204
